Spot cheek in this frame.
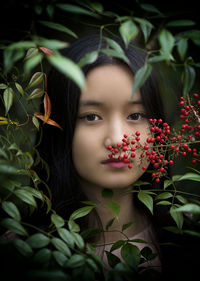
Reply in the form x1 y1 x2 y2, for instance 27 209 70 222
72 126 99 174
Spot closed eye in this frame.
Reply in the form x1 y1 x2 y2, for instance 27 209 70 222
78 113 102 122
127 113 146 121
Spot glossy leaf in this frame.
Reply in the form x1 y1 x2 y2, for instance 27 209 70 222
159 29 174 56
14 189 37 207
13 239 33 257
167 19 196 27
110 240 125 252
3 87 14 115
66 254 85 268
26 72 44 90
119 20 138 48
70 232 84 250
107 201 120 218
121 243 140 269
47 54 85 89
34 113 62 130
15 82 24 97
2 201 21 221
131 63 152 97
39 21 77 38
105 217 115 231
0 162 18 174
155 192 173 200
174 203 200 214
53 250 68 267
26 233 50 248
78 51 98 67
32 116 40 130
138 191 153 214
140 3 162 14
177 38 188 60
51 237 71 257
27 88 44 100
106 251 121 268
100 49 129 64
56 3 98 17
51 212 65 228
183 65 196 96
0 83 8 89
173 172 200 182
122 221 133 232
24 53 43 73
33 248 52 264
70 206 94 221
170 205 184 229
68 219 80 232
58 228 75 248
1 218 28 236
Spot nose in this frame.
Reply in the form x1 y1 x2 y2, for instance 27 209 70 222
104 119 125 148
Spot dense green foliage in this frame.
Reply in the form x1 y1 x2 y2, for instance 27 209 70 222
0 1 200 280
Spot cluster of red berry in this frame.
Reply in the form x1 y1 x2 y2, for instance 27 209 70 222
107 94 200 182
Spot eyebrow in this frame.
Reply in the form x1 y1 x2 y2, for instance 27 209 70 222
79 100 144 106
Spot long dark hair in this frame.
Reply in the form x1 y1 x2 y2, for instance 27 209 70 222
37 33 164 219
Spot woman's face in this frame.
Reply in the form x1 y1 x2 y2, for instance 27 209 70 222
72 64 152 190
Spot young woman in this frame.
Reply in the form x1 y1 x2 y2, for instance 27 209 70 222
38 33 165 275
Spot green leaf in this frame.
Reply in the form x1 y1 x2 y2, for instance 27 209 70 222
173 172 200 182
24 53 43 73
70 206 94 221
89 2 103 13
78 51 98 67
183 65 196 96
110 240 125 252
66 254 85 268
119 20 138 48
156 200 172 206
105 217 115 231
68 219 80 232
140 3 162 14
32 116 40 130
39 21 77 38
107 201 120 218
159 29 174 56
164 179 173 189
105 251 121 268
14 189 37 207
175 203 200 214
134 18 153 43
131 63 152 97
15 82 24 97
138 191 153 214
3 87 14 115
7 41 36 50
0 83 8 89
26 88 44 100
167 20 196 27
13 239 33 257
2 201 21 221
56 3 98 17
33 248 52 264
57 228 75 248
103 37 125 54
70 232 84 249
1 218 28 236
47 54 85 89
100 49 129 64
121 243 140 269
177 39 188 61
26 233 50 248
102 188 113 199
51 213 65 228
26 72 44 90
53 250 68 266
122 221 133 232
51 237 71 257
170 205 184 229
155 192 173 200
22 186 43 201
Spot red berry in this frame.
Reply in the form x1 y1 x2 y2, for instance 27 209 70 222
169 160 174 165
193 93 198 98
136 137 140 141
142 166 146 170
124 134 128 138
144 145 149 150
108 146 112 150
122 146 127 151
131 153 136 158
155 178 160 183
135 131 140 136
192 159 196 164
128 164 132 169
160 167 165 173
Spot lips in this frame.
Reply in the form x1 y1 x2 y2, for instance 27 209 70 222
102 158 130 168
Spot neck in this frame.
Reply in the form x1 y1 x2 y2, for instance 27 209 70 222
81 182 148 243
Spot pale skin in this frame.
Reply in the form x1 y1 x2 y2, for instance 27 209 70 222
72 64 152 243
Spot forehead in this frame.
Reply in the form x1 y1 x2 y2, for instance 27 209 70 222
80 64 142 104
